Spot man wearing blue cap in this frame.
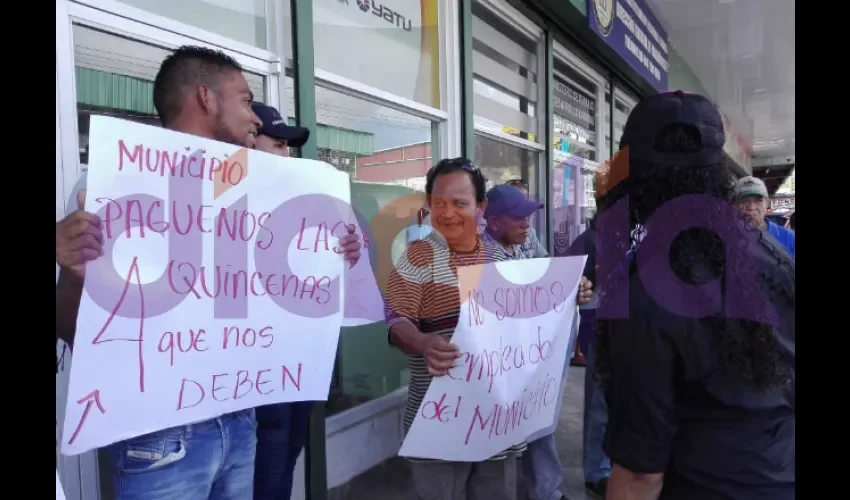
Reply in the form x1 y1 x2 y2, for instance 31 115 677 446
483 184 590 500
482 184 545 259
251 102 310 157
249 102 315 500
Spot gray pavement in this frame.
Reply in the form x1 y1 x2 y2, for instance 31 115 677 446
329 366 594 500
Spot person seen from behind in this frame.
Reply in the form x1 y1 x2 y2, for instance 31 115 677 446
594 91 794 499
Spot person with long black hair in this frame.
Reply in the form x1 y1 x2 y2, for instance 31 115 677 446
594 91 795 500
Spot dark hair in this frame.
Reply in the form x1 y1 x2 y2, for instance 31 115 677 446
789 212 795 231
426 157 488 203
594 124 793 394
153 45 244 126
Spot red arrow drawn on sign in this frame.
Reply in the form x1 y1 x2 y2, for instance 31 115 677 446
68 390 106 445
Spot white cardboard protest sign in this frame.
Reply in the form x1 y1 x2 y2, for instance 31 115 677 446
61 116 350 455
341 243 385 327
56 470 66 500
399 257 586 461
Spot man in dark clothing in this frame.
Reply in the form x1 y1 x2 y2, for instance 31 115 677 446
568 222 611 499
569 223 597 355
250 102 314 500
594 91 795 500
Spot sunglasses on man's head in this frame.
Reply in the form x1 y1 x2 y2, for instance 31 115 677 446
428 158 479 183
440 157 477 172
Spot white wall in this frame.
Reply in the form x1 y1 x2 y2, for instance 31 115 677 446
291 390 407 499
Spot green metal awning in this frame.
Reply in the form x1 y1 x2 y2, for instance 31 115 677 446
75 66 156 114
75 66 374 156
314 122 374 156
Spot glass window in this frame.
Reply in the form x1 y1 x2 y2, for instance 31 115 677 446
603 84 637 161
312 0 441 109
115 0 271 50
553 60 598 161
72 25 267 166
472 2 540 140
551 154 594 256
474 134 538 191
314 87 436 415
551 58 602 255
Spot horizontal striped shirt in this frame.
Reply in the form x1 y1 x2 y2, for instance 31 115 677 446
385 232 528 462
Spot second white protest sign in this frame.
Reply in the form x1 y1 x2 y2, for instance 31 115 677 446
399 257 586 461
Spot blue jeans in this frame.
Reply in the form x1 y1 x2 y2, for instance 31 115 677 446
107 411 257 500
583 344 611 484
253 402 313 500
523 310 580 500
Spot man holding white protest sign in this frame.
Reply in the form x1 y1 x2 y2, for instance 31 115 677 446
55 46 362 500
384 159 521 499
384 160 590 500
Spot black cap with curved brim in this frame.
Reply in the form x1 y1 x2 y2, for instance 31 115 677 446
251 102 310 148
619 90 725 167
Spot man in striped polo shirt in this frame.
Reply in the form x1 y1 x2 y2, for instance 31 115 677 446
385 158 525 500
386 162 592 499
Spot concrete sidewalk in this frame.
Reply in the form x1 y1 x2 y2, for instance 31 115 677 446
329 365 593 500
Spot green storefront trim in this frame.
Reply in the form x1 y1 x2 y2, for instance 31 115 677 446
543 27 555 255
459 0 475 159
289 0 328 499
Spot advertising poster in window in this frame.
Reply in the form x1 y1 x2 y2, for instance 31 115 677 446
552 164 564 209
552 156 577 257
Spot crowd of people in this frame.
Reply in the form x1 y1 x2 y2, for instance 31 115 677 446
56 45 795 500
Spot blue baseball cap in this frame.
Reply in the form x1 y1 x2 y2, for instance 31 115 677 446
251 102 310 148
484 185 544 218
619 90 725 167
